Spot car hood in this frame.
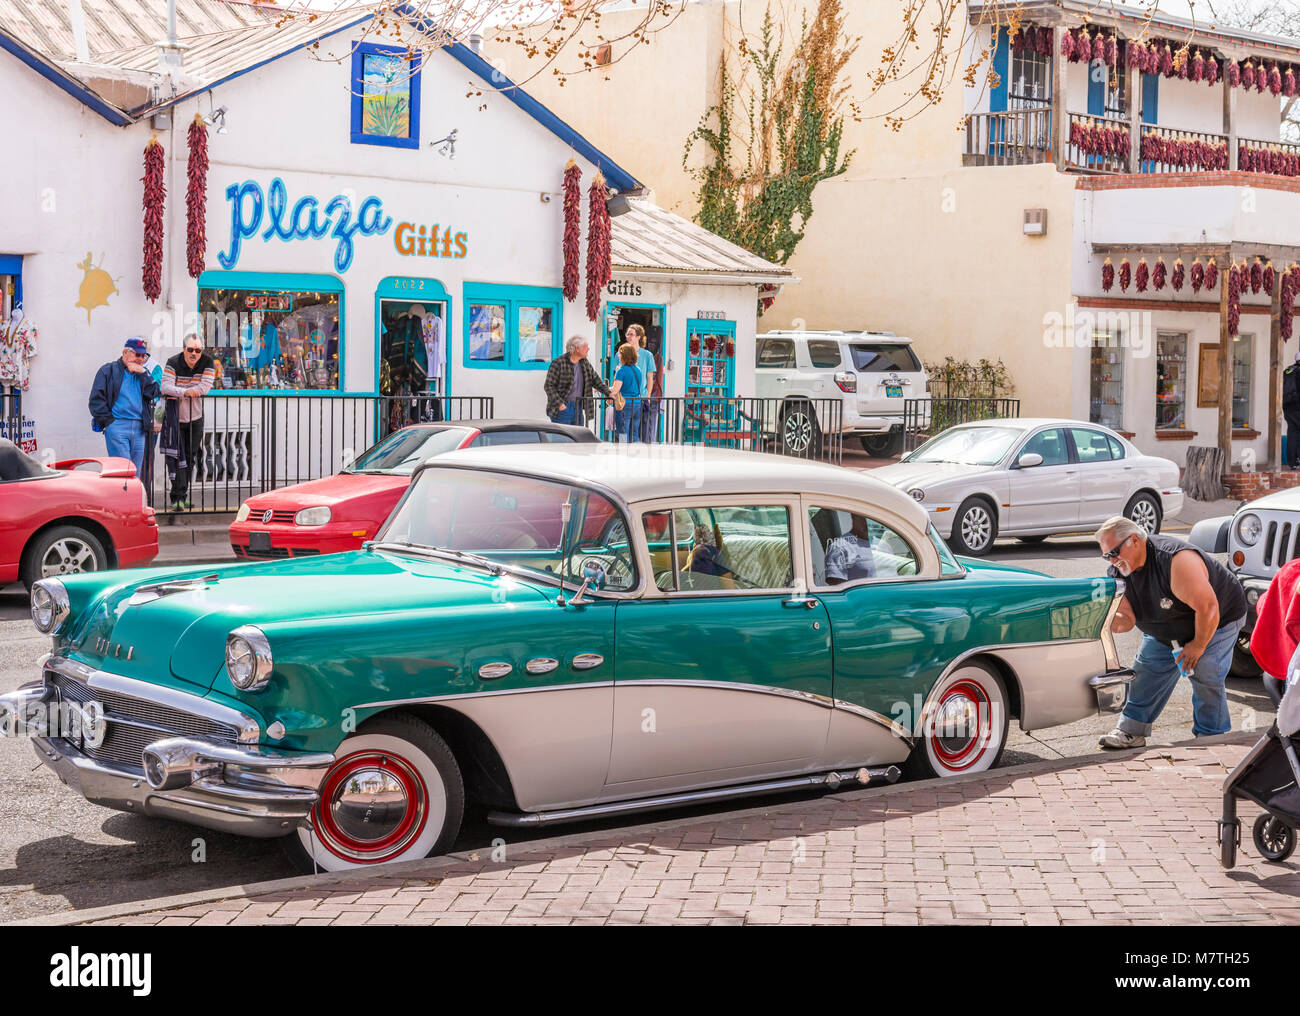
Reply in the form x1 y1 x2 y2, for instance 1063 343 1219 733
869 460 991 491
64 551 555 691
246 471 411 509
1238 487 1300 513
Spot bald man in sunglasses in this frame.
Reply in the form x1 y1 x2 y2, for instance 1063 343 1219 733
1095 515 1246 749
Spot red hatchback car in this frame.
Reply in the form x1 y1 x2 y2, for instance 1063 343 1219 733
0 438 159 588
229 420 597 560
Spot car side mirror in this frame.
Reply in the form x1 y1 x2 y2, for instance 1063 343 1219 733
567 557 608 607
1016 452 1044 469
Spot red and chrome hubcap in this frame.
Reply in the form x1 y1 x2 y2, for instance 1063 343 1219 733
929 680 993 771
312 750 429 863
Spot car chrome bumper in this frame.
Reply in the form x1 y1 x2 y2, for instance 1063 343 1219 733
4 681 333 839
1089 669 1135 714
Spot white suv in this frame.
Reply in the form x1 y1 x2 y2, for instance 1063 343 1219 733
754 331 929 456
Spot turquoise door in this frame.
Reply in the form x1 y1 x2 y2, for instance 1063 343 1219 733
685 318 748 448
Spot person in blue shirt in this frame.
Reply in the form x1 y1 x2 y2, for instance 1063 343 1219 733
89 337 161 480
611 342 643 443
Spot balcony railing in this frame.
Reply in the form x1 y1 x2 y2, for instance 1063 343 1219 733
963 108 1052 167
1065 113 1132 173
1239 137 1300 177
1139 126 1229 173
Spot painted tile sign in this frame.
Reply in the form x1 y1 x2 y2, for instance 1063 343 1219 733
362 51 411 139
219 179 469 273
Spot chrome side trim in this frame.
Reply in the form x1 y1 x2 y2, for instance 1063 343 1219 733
486 765 901 827
618 677 835 709
478 662 514 680
46 655 262 743
352 681 616 711
572 653 605 671
1101 591 1122 672
831 698 911 740
525 657 559 675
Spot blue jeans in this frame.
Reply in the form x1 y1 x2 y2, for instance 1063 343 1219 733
550 403 583 427
614 401 642 443
104 419 146 477
1119 616 1244 737
639 396 661 442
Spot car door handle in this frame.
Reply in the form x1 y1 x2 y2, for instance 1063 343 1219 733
784 596 819 609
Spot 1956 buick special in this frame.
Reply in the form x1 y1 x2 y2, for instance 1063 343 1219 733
1 445 1133 872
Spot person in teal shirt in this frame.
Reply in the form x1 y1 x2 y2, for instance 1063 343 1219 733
629 324 660 442
612 342 643 443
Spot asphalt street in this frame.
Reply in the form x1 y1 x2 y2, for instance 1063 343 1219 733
0 532 1278 921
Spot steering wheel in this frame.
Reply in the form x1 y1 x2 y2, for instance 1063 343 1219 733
566 538 633 586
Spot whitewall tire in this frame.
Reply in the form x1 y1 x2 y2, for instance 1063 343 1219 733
906 662 1010 779
285 714 464 874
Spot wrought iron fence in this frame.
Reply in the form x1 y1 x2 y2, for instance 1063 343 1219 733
902 398 1021 453
0 385 21 449
152 394 493 513
582 395 844 464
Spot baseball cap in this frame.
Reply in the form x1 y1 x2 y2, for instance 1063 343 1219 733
124 337 148 354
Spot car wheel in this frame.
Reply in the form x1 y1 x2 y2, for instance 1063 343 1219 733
950 498 997 556
778 402 821 457
1229 631 1263 679
1124 492 1162 534
860 431 902 457
284 713 464 874
1252 813 1296 863
21 525 109 590
906 662 1010 779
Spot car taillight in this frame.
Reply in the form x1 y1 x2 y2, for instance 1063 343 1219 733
834 371 857 393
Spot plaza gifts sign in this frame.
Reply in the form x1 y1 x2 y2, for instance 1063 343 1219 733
218 179 472 273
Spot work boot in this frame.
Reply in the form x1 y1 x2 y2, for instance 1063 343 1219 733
1098 727 1146 750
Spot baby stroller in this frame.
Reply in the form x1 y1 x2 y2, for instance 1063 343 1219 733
1218 663 1300 867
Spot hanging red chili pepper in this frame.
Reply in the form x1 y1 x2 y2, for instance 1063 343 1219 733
1101 257 1115 292
1206 55 1219 87
1161 43 1174 77
1228 266 1241 335
1171 258 1185 292
1190 258 1205 293
1264 261 1277 294
1270 63 1284 95
1119 258 1132 292
1191 50 1205 83
725 339 735 358
689 336 700 356
1204 258 1219 291
142 135 165 303
1152 258 1167 291
1060 27 1076 61
1286 67 1297 98
185 115 208 280
1228 60 1241 88
1104 34 1117 68
1243 60 1256 90
584 173 611 322
1251 257 1263 294
562 159 582 303
1283 273 1294 341
1135 258 1149 293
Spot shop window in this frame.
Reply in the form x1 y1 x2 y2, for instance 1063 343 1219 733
351 43 421 149
1089 327 1124 431
197 272 342 392
463 284 562 370
1232 334 1252 429
686 319 736 397
1156 331 1187 430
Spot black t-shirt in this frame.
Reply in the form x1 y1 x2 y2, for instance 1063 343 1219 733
1112 532 1245 645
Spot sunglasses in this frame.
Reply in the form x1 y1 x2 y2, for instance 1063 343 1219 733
184 347 203 354
1101 536 1131 562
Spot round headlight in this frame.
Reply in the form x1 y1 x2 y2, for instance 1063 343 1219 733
295 506 332 526
1236 513 1262 547
235 503 251 523
30 579 70 635
225 626 273 691
909 488 925 503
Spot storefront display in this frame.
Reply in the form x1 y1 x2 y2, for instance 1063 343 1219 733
1089 339 1124 431
1155 332 1187 429
0 307 37 392
197 272 341 391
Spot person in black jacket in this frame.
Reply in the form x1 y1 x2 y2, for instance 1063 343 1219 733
88 337 161 479
1284 356 1300 468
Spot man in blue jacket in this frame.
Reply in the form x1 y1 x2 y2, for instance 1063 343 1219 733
88 337 161 479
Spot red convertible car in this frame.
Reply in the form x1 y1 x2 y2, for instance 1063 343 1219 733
0 438 158 588
229 420 597 559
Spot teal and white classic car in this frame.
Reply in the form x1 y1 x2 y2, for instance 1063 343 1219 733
1 445 1133 871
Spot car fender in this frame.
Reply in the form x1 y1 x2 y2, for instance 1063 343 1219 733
1189 516 1232 554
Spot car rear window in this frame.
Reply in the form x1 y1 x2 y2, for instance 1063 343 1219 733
471 430 544 446
850 343 921 373
807 340 841 368
756 337 796 369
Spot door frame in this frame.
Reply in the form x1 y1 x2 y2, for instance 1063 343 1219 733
374 275 452 395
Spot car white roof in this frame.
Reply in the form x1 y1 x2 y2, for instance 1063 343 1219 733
947 417 1116 432
756 330 911 342
425 444 931 529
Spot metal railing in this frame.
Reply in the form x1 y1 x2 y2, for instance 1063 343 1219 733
902 397 1021 453
963 108 1053 167
1139 126 1229 173
152 394 493 513
581 395 844 464
0 385 21 450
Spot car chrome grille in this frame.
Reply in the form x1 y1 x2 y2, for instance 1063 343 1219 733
46 670 241 774
1262 520 1300 568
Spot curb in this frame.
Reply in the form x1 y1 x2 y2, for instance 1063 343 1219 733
7 729 1259 927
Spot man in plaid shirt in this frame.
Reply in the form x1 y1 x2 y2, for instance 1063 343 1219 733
544 336 612 425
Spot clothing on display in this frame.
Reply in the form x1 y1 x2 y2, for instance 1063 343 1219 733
0 308 37 391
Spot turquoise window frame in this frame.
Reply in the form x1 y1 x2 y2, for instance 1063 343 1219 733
462 282 563 371
375 275 452 395
196 270 346 396
686 318 737 398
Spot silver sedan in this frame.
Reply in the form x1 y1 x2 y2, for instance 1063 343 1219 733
870 418 1185 555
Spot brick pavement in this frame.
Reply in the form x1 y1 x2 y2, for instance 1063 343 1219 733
20 736 1300 926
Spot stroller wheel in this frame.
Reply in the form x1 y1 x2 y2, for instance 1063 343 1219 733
1219 817 1240 869
1252 813 1296 863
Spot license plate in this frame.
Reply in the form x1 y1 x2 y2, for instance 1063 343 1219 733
249 531 271 552
885 384 903 398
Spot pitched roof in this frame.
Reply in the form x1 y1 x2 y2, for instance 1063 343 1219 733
610 197 794 284
0 0 641 190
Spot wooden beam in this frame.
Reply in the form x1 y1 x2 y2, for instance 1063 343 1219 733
1270 266 1284 468
1128 64 1141 173
1219 263 1234 461
1053 26 1067 172
1224 57 1239 170
1091 243 1300 262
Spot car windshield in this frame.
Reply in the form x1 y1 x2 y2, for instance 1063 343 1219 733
377 467 637 591
905 426 1022 466
345 428 472 475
